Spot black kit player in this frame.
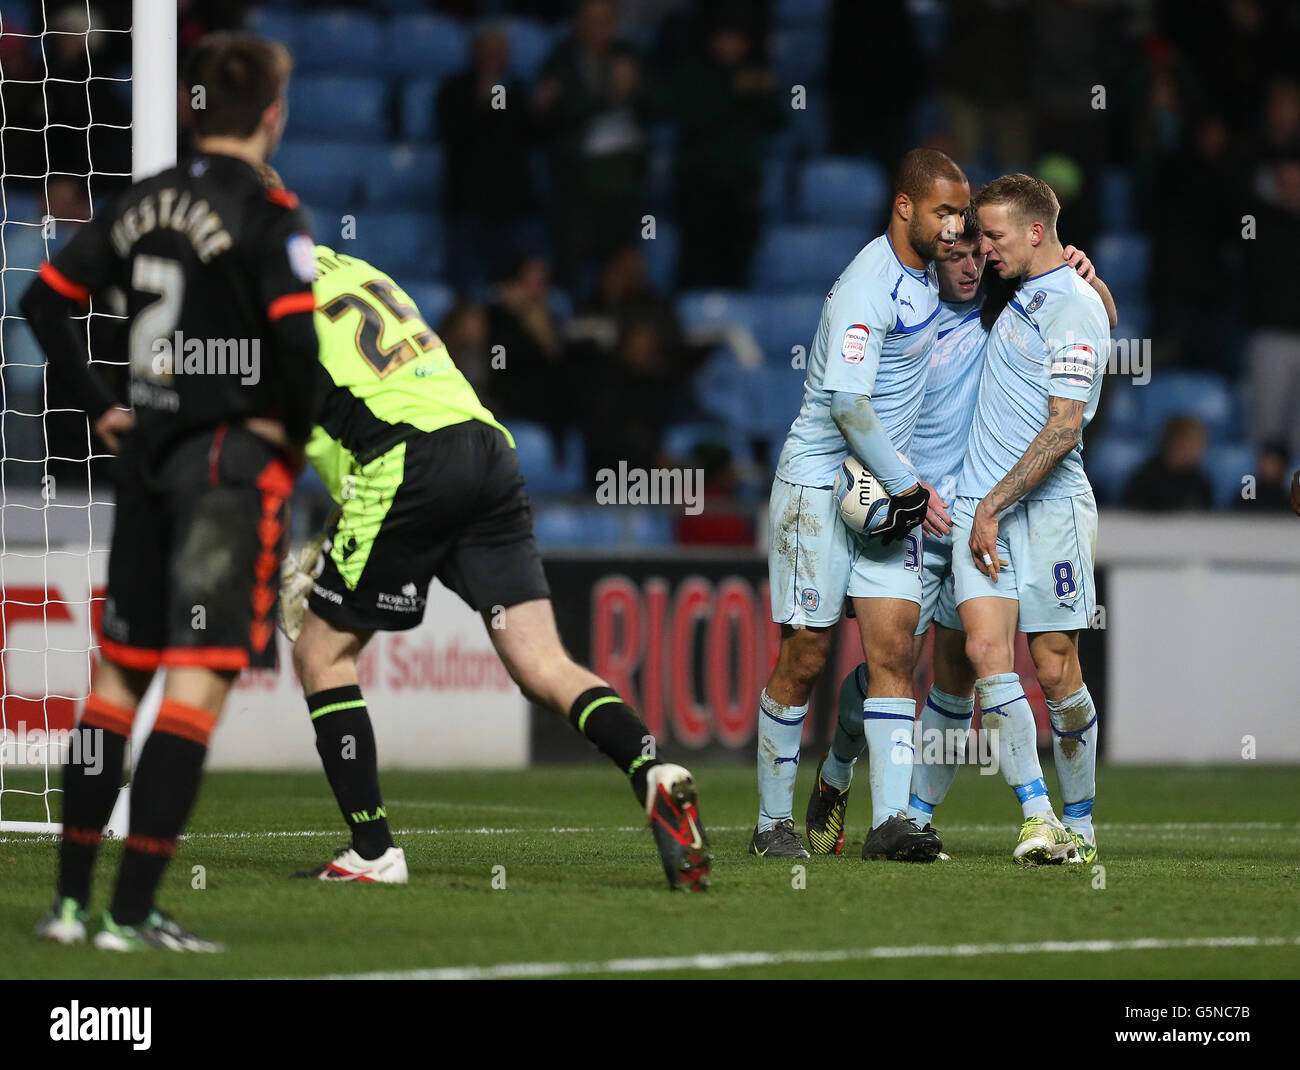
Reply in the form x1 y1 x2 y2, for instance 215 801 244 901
24 32 320 951
276 242 712 891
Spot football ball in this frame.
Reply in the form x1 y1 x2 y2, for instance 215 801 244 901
833 453 912 536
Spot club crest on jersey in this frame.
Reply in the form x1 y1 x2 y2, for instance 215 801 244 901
286 232 317 282
801 588 820 612
1026 290 1047 314
841 324 869 363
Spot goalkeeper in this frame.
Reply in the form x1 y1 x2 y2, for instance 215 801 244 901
281 244 711 891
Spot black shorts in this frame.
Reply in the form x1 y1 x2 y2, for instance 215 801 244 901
308 420 550 632
100 425 293 672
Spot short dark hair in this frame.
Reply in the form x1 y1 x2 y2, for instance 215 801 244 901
1259 439 1290 464
956 203 981 245
184 32 293 139
893 148 967 203
975 173 1060 232
1159 415 1205 452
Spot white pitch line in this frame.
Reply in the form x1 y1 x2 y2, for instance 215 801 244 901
0 820 1293 845
321 934 1300 980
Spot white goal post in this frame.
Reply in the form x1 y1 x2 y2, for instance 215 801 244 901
0 0 175 834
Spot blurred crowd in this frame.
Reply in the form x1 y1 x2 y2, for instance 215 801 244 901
2 0 1298 525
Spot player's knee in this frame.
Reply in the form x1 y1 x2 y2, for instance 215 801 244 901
781 631 830 687
1034 653 1075 698
502 647 577 710
870 629 914 674
964 633 1010 676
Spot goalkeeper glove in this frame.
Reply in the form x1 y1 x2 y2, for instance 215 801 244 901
877 483 929 545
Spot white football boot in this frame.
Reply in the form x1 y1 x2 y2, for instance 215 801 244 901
293 845 408 883
34 896 88 944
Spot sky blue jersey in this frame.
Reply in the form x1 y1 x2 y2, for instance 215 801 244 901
777 234 940 487
908 295 988 501
958 264 1109 501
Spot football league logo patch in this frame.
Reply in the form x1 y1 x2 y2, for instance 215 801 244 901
841 324 869 364
286 232 317 283
1026 290 1047 314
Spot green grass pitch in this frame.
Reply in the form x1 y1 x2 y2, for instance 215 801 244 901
1 763 1297 979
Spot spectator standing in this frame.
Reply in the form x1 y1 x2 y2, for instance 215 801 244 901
485 256 570 436
668 12 784 290
534 0 651 292
1122 416 1214 512
1243 156 1300 458
437 27 538 295
1234 441 1295 513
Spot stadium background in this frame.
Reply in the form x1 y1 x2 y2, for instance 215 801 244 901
1 0 1297 775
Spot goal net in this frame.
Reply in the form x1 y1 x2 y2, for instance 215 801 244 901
0 0 172 833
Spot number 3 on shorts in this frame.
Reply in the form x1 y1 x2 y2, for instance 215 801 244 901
903 534 921 573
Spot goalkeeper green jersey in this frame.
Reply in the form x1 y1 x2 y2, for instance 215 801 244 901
307 244 510 501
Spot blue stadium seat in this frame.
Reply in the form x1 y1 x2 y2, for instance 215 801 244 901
294 10 384 74
695 353 804 435
645 123 676 209
534 506 622 547
400 79 441 143
559 427 586 483
1206 442 1256 508
676 290 763 336
799 157 889 226
386 14 471 80
288 76 388 141
661 422 754 465
643 222 678 292
1 193 41 225
769 90 829 158
546 287 574 324
771 26 828 87
509 420 582 496
363 145 444 209
1110 301 1150 349
500 18 555 82
962 162 998 194
625 510 676 546
1099 379 1145 439
909 94 948 145
762 158 792 220
752 365 807 434
1100 168 1134 232
400 279 456 326
693 351 753 428
909 0 949 56
751 224 867 289
1227 381 1249 442
775 0 830 25
343 212 443 277
1084 433 1149 504
275 141 367 205
295 463 326 495
377 0 429 10
244 8 299 50
755 291 826 365
1143 371 1235 440
1094 233 1149 297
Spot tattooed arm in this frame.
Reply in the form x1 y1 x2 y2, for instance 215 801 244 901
969 395 1085 581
